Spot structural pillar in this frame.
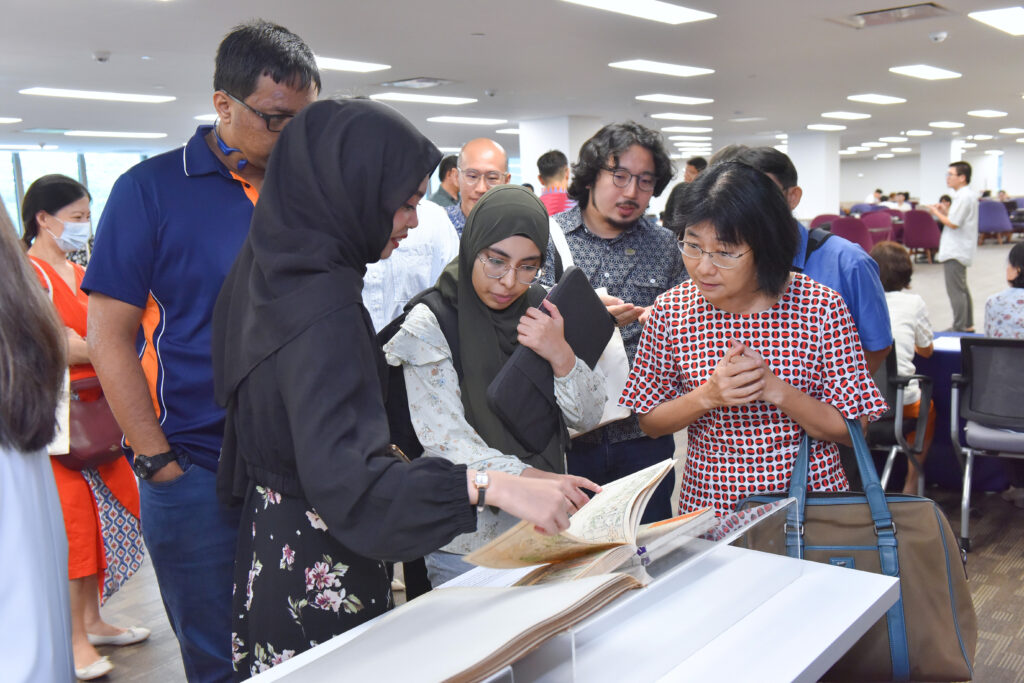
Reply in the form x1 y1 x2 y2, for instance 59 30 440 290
787 132 841 223
518 116 603 188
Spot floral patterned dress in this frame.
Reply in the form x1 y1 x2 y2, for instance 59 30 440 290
231 483 391 680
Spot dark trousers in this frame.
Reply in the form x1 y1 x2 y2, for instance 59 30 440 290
567 433 677 523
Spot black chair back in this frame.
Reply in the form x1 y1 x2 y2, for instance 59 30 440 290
958 338 1024 430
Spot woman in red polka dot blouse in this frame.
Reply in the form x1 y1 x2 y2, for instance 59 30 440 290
620 162 887 515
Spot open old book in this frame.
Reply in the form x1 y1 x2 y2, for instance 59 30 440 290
465 459 715 585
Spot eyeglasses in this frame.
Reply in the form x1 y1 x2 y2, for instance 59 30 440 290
677 240 750 269
460 168 506 187
222 91 295 133
602 166 656 193
477 253 543 285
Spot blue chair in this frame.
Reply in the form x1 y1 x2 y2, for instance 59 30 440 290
951 337 1024 551
978 200 1012 245
850 203 878 215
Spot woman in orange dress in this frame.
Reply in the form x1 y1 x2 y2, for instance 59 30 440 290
23 174 148 680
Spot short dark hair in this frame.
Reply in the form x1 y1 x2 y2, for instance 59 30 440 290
568 122 674 208
537 150 569 182
214 20 321 100
438 155 458 180
939 194 952 204
521 183 535 192
949 161 972 184
667 161 798 297
1009 242 1024 288
20 174 91 249
735 146 798 189
870 241 913 292
686 156 707 172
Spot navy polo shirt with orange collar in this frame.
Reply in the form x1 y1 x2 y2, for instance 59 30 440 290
82 125 258 472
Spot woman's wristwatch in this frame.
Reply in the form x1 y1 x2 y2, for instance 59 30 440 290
473 472 490 512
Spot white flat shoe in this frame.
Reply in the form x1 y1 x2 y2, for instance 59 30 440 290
87 625 151 646
75 655 113 680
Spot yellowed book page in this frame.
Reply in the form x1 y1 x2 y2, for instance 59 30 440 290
516 545 638 586
567 459 675 545
634 507 715 547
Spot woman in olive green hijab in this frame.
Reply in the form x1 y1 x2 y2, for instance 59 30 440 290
385 184 606 586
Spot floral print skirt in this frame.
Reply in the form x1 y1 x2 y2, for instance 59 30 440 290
231 483 392 680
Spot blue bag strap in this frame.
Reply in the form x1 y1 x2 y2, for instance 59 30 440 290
784 433 810 558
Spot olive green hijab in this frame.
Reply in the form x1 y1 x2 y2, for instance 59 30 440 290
435 184 563 472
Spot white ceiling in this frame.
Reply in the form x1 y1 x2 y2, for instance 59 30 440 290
1 0 1022 163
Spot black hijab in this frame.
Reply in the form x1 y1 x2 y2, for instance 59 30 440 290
434 184 563 472
213 98 441 405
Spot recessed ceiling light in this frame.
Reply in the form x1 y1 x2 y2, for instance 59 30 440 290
437 146 461 153
1017 138 1024 143
64 130 168 139
891 147 912 153
876 153 895 159
0 143 58 150
807 123 846 131
967 109 1008 118
0 117 23 124
668 135 712 141
971 134 994 141
379 77 454 89
651 112 713 121
879 136 908 142
889 64 961 80
863 142 887 148
960 142 977 148
315 56 390 72
985 149 1005 156
194 114 217 122
969 7 1024 36
635 93 713 105
20 87 175 103
427 116 508 125
822 111 870 120
369 92 476 105
848 93 906 105
775 134 788 140
999 127 1024 134
728 116 766 123
905 129 933 136
660 126 713 133
930 121 965 128
495 128 520 135
839 150 856 155
560 0 715 24
609 60 714 78
849 146 870 152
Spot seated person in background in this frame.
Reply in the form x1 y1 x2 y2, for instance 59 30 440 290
620 162 887 515
385 184 605 585
984 241 1024 339
866 188 883 204
870 241 935 494
883 191 912 212
997 190 1011 203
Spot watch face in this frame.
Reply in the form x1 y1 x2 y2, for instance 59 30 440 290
132 457 151 478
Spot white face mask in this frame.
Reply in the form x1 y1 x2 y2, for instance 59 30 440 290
46 218 91 253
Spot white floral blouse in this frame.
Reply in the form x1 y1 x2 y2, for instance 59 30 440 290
384 302 607 554
984 288 1024 339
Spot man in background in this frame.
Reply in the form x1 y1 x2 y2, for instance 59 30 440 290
445 138 510 236
429 154 459 208
927 161 979 332
683 156 706 182
536 149 576 216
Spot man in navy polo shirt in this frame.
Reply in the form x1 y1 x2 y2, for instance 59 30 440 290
84 21 319 681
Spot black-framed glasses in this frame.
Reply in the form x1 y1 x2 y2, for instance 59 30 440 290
222 91 295 133
602 166 656 192
477 253 543 285
460 168 506 187
677 240 750 269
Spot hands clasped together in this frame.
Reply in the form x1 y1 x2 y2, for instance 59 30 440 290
701 339 784 410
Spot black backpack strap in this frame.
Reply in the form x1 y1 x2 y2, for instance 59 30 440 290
794 226 834 273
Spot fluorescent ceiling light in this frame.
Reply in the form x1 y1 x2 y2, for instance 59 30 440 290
969 7 1024 36
668 135 712 141
1018 138 1024 143
636 93 713 105
929 121 964 128
849 146 870 152
848 93 906 105
0 143 58 150
875 153 895 159
728 116 766 123
427 116 507 125
437 146 461 153
0 117 23 124
775 134 788 140
20 87 175 103
609 60 714 78
905 129 933 136
369 92 476 105
64 130 167 139
967 109 1008 118
879 136 908 142
822 111 870 120
999 127 1024 134
661 126 712 133
807 123 846 131
315 56 390 72
985 149 1005 156
839 150 856 155
889 64 961 80
959 142 977 148
495 128 520 135
561 0 715 24
194 114 217 122
971 134 994 141
651 112 713 121
863 142 887 148
891 147 912 153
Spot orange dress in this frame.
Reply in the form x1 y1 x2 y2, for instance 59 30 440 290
30 256 143 596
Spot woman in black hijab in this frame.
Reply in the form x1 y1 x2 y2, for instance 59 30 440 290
385 185 605 585
212 100 587 678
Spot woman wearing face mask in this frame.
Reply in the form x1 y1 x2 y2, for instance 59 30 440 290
22 174 148 681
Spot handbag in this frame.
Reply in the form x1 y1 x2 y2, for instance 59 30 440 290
55 376 126 471
739 419 976 682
